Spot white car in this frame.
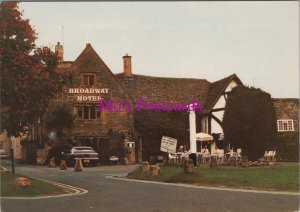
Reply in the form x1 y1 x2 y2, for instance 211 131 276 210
68 146 99 166
0 149 8 159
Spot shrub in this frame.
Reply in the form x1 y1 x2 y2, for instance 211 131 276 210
223 86 277 161
274 133 299 161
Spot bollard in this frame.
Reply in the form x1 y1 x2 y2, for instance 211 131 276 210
74 159 83 172
60 160 67 170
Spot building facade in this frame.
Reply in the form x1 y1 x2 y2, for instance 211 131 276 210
1 42 298 163
50 43 138 164
52 43 245 161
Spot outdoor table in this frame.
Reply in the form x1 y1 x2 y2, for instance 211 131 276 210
200 153 211 163
228 152 241 166
176 152 185 161
196 152 203 163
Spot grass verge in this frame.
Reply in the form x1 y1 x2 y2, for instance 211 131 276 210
127 163 299 191
1 172 67 197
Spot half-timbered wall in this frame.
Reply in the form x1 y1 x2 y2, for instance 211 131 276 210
211 80 238 134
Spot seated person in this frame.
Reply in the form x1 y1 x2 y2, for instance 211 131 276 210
214 146 220 155
201 145 210 163
214 146 224 164
201 145 210 154
178 145 184 152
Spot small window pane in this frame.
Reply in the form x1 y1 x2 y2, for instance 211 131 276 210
97 107 101 119
84 106 89 119
288 120 293 130
83 75 89 85
90 106 96 119
283 122 288 130
82 74 95 86
77 106 83 119
89 75 94 86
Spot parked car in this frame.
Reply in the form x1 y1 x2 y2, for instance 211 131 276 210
0 149 8 159
67 146 99 167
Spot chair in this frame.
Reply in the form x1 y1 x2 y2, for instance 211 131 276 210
217 149 225 164
180 149 191 160
237 149 242 160
225 150 233 163
168 153 179 163
196 152 202 164
267 151 273 162
202 152 211 163
229 151 241 166
270 151 276 162
263 151 268 161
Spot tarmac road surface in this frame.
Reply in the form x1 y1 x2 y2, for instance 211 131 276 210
1 163 299 212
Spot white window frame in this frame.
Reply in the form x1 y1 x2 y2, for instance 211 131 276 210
277 119 294 132
126 142 135 148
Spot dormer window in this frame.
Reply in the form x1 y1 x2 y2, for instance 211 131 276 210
277 119 294 132
82 74 95 86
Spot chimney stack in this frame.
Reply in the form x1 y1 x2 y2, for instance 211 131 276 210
123 53 132 77
55 42 64 62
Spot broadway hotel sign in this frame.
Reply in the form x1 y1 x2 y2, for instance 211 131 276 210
68 88 109 101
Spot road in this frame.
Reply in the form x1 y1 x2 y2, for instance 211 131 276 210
1 163 299 212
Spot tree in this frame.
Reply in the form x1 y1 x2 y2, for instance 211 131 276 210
45 102 75 140
0 2 69 137
45 102 75 164
223 86 276 161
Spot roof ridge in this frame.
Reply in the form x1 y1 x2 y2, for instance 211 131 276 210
202 73 243 113
211 73 236 85
115 73 210 82
273 98 299 100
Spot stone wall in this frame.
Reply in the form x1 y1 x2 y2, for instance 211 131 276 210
61 43 134 139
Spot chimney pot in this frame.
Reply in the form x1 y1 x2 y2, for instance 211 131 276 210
123 54 132 77
55 41 64 62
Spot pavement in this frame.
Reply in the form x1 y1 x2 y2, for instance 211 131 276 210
1 161 299 212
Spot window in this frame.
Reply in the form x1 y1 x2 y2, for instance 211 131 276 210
126 142 135 148
76 105 100 120
277 119 294 132
77 106 83 119
84 106 90 119
82 74 95 86
90 106 95 119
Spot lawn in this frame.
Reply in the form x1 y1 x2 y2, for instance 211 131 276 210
127 163 299 191
1 172 67 197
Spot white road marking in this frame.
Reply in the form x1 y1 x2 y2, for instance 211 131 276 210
1 178 88 199
106 176 300 196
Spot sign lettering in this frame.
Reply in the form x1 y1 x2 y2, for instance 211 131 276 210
160 136 177 154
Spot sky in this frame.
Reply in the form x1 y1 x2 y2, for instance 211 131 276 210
20 2 299 98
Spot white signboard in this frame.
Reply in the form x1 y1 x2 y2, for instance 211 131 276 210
160 136 177 154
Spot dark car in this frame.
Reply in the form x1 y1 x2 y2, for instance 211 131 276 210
67 146 99 167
